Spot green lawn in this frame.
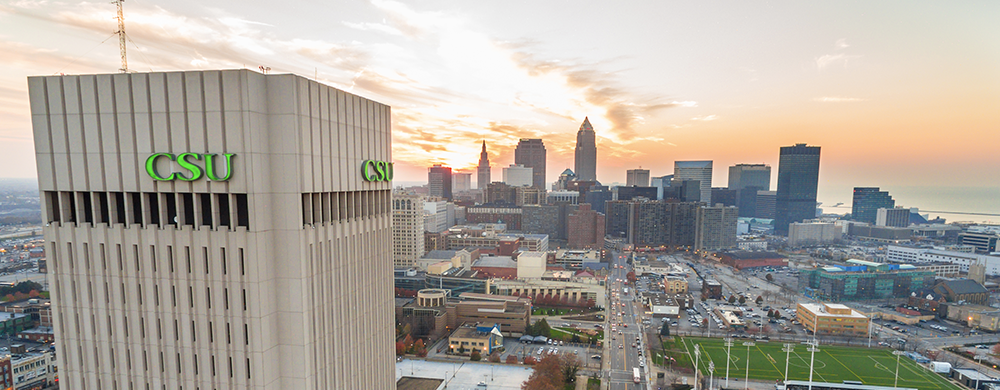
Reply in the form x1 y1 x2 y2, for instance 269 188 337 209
551 327 604 341
680 337 960 390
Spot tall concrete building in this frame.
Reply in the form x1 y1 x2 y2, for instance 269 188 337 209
626 168 650 187
29 70 394 389
452 172 472 192
695 205 738 251
393 193 426 267
603 199 699 249
514 138 547 189
477 141 491 190
567 204 606 249
876 207 910 227
674 161 713 205
756 190 776 219
774 144 821 235
727 164 771 191
574 117 597 181
851 187 894 224
428 164 453 200
502 164 534 187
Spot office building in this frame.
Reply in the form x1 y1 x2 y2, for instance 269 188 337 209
424 197 451 233
393 193 426 268
30 70 394 389
774 144 821 235
568 204 606 249
796 303 869 336
626 168 651 187
702 280 722 299
502 164 534 187
755 190 776 219
514 138 547 189
959 232 1000 254
736 186 760 218
695 205 738 251
522 204 559 238
465 203 523 231
710 188 739 207
798 260 933 301
429 164 453 200
553 169 576 191
574 117 597 181
604 199 699 249
787 221 842 246
514 186 544 206
453 172 472 192
727 164 771 191
584 187 613 214
665 179 701 202
674 161 713 205
484 182 516 204
651 175 673 200
477 141 491 190
887 245 1000 276
613 186 658 202
547 190 580 205
718 251 787 270
851 187 895 224
876 207 910 227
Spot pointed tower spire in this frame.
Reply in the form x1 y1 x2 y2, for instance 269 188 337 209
575 117 597 181
478 140 491 190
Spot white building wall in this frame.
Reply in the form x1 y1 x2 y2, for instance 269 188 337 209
503 164 533 187
886 245 1000 276
29 70 394 390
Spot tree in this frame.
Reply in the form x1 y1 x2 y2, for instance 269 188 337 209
458 345 466 355
403 334 415 353
488 351 501 363
470 349 482 361
755 295 764 305
413 339 425 354
522 355 563 389
766 273 774 282
728 295 736 304
738 295 747 304
992 343 1000 357
700 295 707 302
523 356 538 365
534 319 552 338
395 341 406 356
559 352 583 385
506 355 519 364
660 322 671 337
627 271 637 284
402 323 412 336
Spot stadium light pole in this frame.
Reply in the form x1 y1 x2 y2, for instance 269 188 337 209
893 350 905 390
975 355 984 390
743 341 755 390
868 311 873 348
807 340 820 390
709 361 715 390
724 337 734 388
782 343 795 383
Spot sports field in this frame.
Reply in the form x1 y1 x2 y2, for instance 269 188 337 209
679 337 961 390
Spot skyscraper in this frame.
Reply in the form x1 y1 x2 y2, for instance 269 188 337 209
29 70 395 389
514 138 547 189
695 205 739 251
852 187 895 224
674 161 713 205
728 164 771 191
428 164 453 200
774 143 821 235
453 172 472 192
477 141 491 189
502 164 534 187
574 117 597 181
626 168 651 187
393 193 426 268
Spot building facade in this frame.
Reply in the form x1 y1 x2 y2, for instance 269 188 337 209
29 70 394 389
393 193 426 268
787 221 842 246
567 204 606 249
727 164 771 191
796 303 868 336
674 161 713 205
774 144 821 235
799 260 933 301
626 168 651 187
574 117 597 181
502 164 534 188
452 172 472 192
514 138 547 189
851 187 895 224
695 205 738 251
477 141 491 190
876 207 910 227
428 164 453 200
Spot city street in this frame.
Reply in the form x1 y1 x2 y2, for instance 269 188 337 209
606 251 647 389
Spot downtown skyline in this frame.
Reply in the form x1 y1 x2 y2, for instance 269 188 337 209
0 1 998 211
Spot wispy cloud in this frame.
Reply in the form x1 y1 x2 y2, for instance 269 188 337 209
813 97 866 103
691 115 718 121
835 38 850 49
815 53 861 69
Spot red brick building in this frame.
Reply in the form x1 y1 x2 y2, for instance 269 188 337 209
718 251 787 270
568 204 606 249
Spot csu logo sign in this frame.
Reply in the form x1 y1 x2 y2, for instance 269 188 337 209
361 160 393 182
145 153 235 181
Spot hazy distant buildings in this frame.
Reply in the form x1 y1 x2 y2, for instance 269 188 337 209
568 204 606 249
502 164 534 187
453 172 472 192
515 186 545 206
394 193 427 267
429 164 453 200
584 187 613 214
553 169 576 191
959 232 1000 254
651 175 673 200
548 190 581 205
710 188 739 207
613 186 658 202
626 168 651 187
774 144 821 235
788 221 842 246
665 179 701 203
756 190 776 219
876 207 911 227
604 199 699 249
466 203 523 230
695 205 738 251
514 138 547 189
484 182 516 204
728 164 771 191
424 197 452 233
852 187 894 224
674 161 713 205
478 141 491 189
575 117 598 181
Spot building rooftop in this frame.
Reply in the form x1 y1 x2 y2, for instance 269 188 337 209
395 377 444 390
798 303 867 319
939 279 989 295
721 251 785 260
473 256 517 268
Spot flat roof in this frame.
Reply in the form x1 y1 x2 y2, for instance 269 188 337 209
395 376 444 390
798 303 867 319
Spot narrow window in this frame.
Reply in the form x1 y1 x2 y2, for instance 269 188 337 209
164 193 177 226
199 193 213 227
235 194 249 227
96 192 110 223
217 194 230 227
114 192 126 224
146 193 160 226
181 193 195 226
129 192 143 225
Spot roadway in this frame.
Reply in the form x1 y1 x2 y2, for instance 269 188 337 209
606 251 646 389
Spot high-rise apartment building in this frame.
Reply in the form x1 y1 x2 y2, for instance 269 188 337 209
424 197 451 233
428 164 453 200
774 144 821 235
876 207 910 227
29 70 394 389
477 141 491 190
394 193 426 267
567 204 606 249
756 190 776 219
674 161 713 205
851 187 895 224
514 138 547 189
452 172 472 192
502 164 534 187
727 164 771 191
626 168 651 187
695 205 739 251
574 117 597 181
603 199 699 249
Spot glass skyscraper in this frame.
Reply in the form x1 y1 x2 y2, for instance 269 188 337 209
852 187 895 224
774 143 821 235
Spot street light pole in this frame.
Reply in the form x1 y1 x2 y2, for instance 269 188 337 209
743 341 755 390
782 343 795 384
724 337 734 388
975 355 984 390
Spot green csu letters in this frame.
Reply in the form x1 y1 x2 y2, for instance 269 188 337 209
361 160 393 182
145 153 235 181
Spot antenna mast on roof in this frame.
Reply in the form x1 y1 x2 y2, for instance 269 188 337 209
113 0 127 73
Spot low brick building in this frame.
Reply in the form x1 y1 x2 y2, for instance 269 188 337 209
717 251 787 270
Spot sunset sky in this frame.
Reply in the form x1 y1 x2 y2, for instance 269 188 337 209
1 1 998 208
